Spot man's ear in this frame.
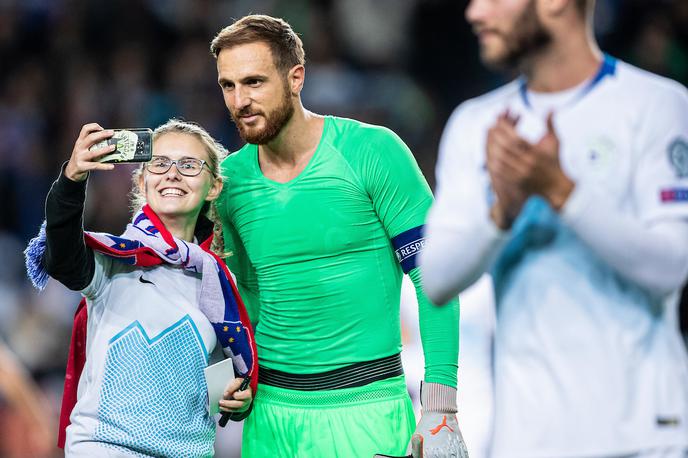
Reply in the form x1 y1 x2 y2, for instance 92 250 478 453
540 0 574 17
288 64 305 95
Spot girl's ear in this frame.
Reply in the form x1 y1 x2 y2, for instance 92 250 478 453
205 176 223 202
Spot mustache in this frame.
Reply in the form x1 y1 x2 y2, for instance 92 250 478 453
234 107 261 118
473 25 503 38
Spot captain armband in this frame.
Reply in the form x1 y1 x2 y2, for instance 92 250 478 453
391 225 425 274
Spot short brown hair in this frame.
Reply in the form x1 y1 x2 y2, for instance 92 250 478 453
210 14 305 74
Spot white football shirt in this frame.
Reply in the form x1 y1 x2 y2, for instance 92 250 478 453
65 253 219 457
427 58 688 457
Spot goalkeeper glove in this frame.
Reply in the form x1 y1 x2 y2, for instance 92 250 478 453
409 382 469 458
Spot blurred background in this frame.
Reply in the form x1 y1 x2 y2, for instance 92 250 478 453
1 0 687 456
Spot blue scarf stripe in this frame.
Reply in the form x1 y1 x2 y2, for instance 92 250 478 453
24 221 49 290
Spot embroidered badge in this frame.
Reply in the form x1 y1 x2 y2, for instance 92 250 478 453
668 138 688 178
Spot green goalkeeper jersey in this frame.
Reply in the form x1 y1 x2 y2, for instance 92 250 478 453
217 116 458 387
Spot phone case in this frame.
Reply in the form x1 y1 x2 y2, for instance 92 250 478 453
92 128 153 163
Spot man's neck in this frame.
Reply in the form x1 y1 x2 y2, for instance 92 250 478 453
523 32 602 93
258 107 324 182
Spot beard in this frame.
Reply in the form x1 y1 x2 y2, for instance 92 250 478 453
231 83 294 145
480 0 552 71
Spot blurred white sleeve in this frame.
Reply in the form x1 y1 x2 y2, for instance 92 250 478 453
421 105 508 305
561 83 688 297
563 190 688 296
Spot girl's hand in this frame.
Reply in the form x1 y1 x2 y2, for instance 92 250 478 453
64 123 117 182
219 377 253 413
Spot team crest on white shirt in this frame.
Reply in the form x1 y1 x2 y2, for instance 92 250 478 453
668 137 688 178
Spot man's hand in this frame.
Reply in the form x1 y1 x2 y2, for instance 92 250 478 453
486 111 574 218
408 383 469 458
510 112 573 210
411 412 469 458
486 111 529 229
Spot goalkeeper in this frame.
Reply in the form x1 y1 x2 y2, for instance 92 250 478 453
211 14 467 458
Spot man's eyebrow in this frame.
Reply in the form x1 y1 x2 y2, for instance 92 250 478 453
240 74 266 82
218 74 265 85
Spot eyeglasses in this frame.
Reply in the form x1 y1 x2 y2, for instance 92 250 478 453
145 156 210 177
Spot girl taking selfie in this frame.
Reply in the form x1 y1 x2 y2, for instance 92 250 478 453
26 120 257 457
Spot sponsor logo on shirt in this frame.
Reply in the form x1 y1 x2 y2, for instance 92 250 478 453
656 416 681 427
138 274 155 285
660 188 688 203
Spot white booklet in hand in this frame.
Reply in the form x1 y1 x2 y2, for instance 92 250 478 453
204 358 235 416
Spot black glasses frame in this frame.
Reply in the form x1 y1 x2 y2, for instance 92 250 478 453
145 156 209 177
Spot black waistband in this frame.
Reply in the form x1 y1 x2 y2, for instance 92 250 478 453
259 353 404 391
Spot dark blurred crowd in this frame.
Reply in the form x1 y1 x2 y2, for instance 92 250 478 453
1 1 687 456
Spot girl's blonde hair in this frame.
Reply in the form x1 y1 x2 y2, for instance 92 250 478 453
130 119 229 254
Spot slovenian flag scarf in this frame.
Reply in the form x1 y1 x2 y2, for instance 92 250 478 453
25 205 258 448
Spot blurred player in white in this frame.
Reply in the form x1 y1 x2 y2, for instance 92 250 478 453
421 0 688 457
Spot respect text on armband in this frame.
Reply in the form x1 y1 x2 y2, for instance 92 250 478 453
391 225 425 274
395 238 426 263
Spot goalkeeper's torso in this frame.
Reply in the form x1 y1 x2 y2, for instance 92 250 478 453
218 115 431 374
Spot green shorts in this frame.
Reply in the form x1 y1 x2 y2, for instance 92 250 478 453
242 375 415 458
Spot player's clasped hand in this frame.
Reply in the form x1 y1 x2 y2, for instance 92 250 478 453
410 412 469 458
486 110 573 229
64 123 116 182
219 377 253 413
485 110 529 229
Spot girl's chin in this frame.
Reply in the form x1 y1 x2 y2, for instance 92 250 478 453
149 204 196 219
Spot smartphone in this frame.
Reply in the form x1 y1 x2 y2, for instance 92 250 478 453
91 128 153 163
